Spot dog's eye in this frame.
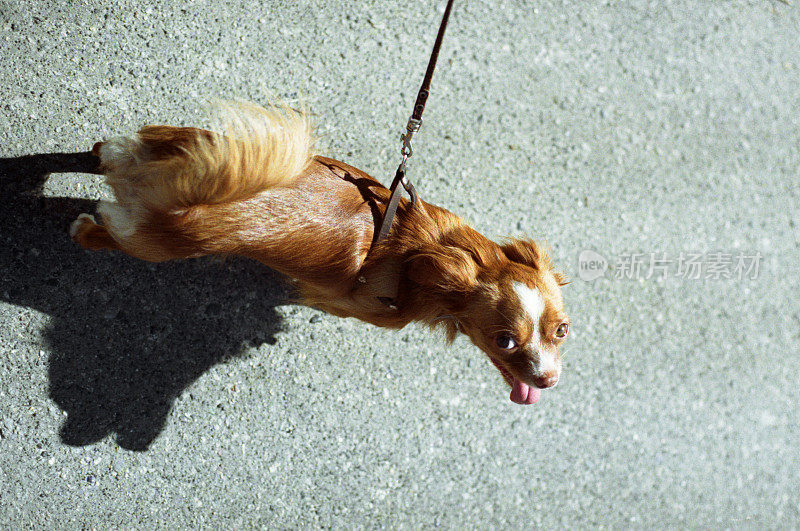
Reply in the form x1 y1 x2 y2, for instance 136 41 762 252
495 335 517 350
555 322 569 338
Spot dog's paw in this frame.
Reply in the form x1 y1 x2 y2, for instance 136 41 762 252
70 213 96 239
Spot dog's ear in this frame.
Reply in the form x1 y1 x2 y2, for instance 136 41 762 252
501 239 552 271
502 239 569 286
406 246 478 293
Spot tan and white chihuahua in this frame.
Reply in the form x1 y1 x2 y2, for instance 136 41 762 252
70 102 569 405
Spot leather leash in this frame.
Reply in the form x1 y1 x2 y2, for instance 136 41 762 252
372 0 456 246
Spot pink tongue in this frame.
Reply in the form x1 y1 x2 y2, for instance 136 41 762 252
510 378 540 405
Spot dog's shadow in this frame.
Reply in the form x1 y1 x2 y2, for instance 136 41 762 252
1 152 290 451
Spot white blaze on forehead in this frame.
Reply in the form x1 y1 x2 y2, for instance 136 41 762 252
511 282 557 375
512 282 544 330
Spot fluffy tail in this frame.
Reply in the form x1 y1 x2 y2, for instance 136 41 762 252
96 101 315 212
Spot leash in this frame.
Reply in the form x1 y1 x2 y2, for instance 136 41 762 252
373 0 456 246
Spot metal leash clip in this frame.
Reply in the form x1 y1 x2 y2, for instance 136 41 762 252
400 117 422 158
396 117 422 205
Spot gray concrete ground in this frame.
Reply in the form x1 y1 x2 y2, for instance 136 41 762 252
1 0 799 527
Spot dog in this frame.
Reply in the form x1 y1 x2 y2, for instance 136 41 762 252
70 102 569 405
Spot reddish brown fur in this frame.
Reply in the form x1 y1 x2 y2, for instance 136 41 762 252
73 117 569 402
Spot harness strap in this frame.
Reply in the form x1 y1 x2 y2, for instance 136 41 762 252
374 163 417 245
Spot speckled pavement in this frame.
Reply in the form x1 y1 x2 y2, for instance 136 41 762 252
1 1 798 527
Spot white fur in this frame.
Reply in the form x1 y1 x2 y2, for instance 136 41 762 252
512 282 558 376
98 136 140 169
97 200 139 238
537 347 559 378
512 281 544 341
95 136 147 238
70 213 95 237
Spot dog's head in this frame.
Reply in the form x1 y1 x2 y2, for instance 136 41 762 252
408 237 569 405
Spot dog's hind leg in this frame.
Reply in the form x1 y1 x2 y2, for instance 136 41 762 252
70 213 121 252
